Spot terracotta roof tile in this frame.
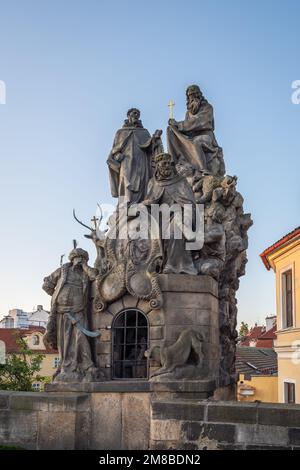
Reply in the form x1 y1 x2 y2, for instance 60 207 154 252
260 226 300 270
255 339 274 348
247 326 265 339
259 325 277 340
240 324 277 348
0 327 58 354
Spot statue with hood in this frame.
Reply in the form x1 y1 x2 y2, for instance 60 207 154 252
107 107 163 205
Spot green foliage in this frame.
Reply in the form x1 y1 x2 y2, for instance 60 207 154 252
239 321 249 338
0 335 46 392
0 445 25 450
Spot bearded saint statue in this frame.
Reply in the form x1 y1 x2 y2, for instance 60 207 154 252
143 153 197 275
167 85 225 177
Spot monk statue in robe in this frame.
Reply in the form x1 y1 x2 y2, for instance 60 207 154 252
167 85 225 177
107 108 163 205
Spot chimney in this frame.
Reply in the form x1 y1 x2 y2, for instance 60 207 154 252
265 315 276 331
37 305 43 311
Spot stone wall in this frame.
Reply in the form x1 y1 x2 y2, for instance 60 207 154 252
1 390 300 450
0 389 150 450
151 400 300 450
0 391 89 450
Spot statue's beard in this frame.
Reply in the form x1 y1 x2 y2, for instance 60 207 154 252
156 167 175 180
72 263 83 271
187 98 201 115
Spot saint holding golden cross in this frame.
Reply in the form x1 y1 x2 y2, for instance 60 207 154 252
168 100 175 119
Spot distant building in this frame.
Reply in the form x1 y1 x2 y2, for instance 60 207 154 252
236 346 278 403
240 315 277 348
2 309 29 328
261 226 300 404
27 305 49 328
0 326 58 390
0 315 14 328
0 305 49 329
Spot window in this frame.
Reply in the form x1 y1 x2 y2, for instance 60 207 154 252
282 269 294 328
53 357 60 368
6 318 14 328
112 309 148 379
32 335 40 346
32 383 40 391
284 381 295 404
0 340 5 365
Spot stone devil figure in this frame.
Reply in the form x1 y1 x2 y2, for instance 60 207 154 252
42 248 102 382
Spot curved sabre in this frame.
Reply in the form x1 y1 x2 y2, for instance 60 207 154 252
65 312 101 338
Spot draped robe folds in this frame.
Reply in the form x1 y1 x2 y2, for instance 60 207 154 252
167 102 220 173
107 126 155 204
144 174 197 275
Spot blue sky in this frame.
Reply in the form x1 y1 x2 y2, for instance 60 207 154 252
0 0 299 325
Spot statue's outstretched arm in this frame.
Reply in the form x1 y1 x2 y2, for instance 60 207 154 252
82 263 99 281
42 267 61 296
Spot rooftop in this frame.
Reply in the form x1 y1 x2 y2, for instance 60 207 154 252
260 226 300 270
0 327 57 354
236 346 277 376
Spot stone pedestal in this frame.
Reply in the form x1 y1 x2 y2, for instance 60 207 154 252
157 274 219 384
42 274 222 448
87 273 219 395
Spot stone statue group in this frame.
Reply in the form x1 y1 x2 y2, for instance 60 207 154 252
107 84 224 206
43 85 252 386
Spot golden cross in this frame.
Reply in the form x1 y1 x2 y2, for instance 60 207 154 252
168 100 175 119
91 215 99 230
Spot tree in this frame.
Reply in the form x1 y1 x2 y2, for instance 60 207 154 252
0 336 46 391
239 321 249 338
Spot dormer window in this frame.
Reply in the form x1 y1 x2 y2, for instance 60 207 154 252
32 335 40 346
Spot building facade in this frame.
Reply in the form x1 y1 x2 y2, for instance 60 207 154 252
236 346 278 402
0 326 59 390
0 305 49 329
261 226 300 404
240 316 277 348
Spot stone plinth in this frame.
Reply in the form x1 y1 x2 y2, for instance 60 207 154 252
158 274 219 384
46 379 215 400
90 274 219 391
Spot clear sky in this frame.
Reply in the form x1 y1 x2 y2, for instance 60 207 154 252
0 0 299 326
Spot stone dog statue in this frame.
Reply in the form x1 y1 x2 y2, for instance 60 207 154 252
146 328 204 379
